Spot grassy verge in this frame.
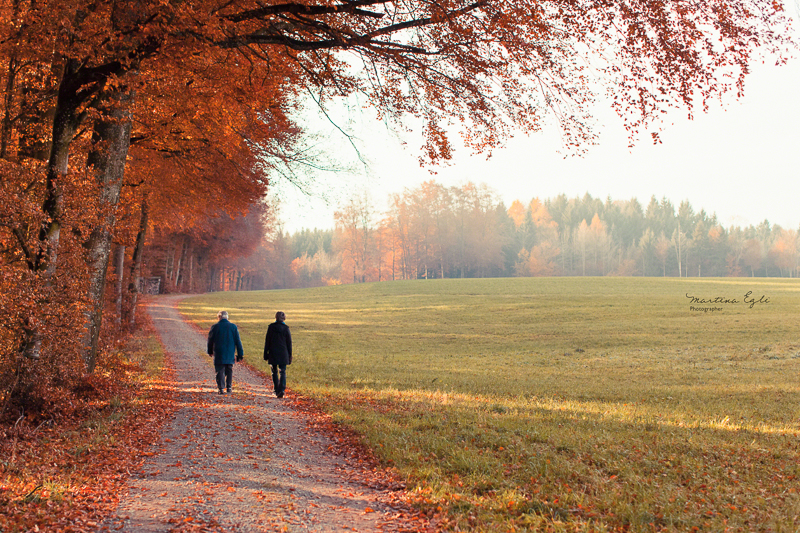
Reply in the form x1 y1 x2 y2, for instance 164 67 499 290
0 318 173 532
180 277 800 531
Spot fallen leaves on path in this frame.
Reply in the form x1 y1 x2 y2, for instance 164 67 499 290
285 392 440 532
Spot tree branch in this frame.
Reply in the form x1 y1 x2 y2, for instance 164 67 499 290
11 226 35 270
365 0 489 39
224 0 387 23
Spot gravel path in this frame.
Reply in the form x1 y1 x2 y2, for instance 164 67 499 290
106 295 416 532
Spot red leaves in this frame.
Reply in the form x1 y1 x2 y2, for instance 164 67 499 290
0 326 176 533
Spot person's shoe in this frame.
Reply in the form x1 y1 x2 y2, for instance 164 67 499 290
218 389 225 395
276 391 284 398
226 388 232 394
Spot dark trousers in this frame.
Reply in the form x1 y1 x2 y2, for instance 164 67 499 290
271 364 286 395
215 364 233 391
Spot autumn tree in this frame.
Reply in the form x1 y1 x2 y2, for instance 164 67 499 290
769 228 798 277
515 198 560 276
587 214 611 275
386 193 414 280
507 200 526 230
411 181 454 279
201 203 276 291
334 194 375 283
291 250 341 287
515 241 560 277
288 229 339 286
0 0 307 379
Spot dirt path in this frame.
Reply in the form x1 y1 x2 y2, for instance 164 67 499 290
105 296 421 532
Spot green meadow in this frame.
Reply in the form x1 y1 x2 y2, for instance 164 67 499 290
178 277 800 531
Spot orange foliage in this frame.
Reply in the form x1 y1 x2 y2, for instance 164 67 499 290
516 242 560 277
508 200 526 229
769 229 798 276
530 199 557 229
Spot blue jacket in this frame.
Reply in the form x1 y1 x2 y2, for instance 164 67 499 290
207 318 244 365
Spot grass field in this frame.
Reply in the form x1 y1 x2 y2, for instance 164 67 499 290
178 277 800 531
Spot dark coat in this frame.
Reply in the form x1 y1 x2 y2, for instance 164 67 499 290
207 318 244 365
263 321 292 366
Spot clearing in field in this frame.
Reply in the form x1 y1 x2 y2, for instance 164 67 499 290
180 277 800 531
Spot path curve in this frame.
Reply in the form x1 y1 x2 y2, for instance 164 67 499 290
106 295 414 532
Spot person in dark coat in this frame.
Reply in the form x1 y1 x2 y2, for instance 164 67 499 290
263 311 292 398
207 310 244 394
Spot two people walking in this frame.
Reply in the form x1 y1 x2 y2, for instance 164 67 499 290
207 310 292 398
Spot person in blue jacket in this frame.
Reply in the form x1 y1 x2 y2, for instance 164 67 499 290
207 310 244 394
263 311 292 398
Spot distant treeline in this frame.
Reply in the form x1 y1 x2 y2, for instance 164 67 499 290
186 181 798 290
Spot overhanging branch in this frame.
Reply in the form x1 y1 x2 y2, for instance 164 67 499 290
224 0 387 22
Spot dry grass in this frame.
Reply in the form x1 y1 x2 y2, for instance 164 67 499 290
180 277 800 531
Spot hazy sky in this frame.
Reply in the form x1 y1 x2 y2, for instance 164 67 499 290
272 21 800 234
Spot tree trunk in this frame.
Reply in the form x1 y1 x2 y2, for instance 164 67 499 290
187 252 194 293
21 60 85 361
82 86 134 373
164 245 176 290
0 54 18 159
114 244 125 324
128 196 149 329
39 60 89 276
208 267 216 292
174 238 187 291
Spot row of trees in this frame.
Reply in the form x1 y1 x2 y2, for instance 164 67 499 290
244 183 798 289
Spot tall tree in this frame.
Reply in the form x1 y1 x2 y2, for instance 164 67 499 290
334 194 374 283
770 228 798 277
507 200 526 230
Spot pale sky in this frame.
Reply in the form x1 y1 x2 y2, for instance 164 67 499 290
272 20 800 234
